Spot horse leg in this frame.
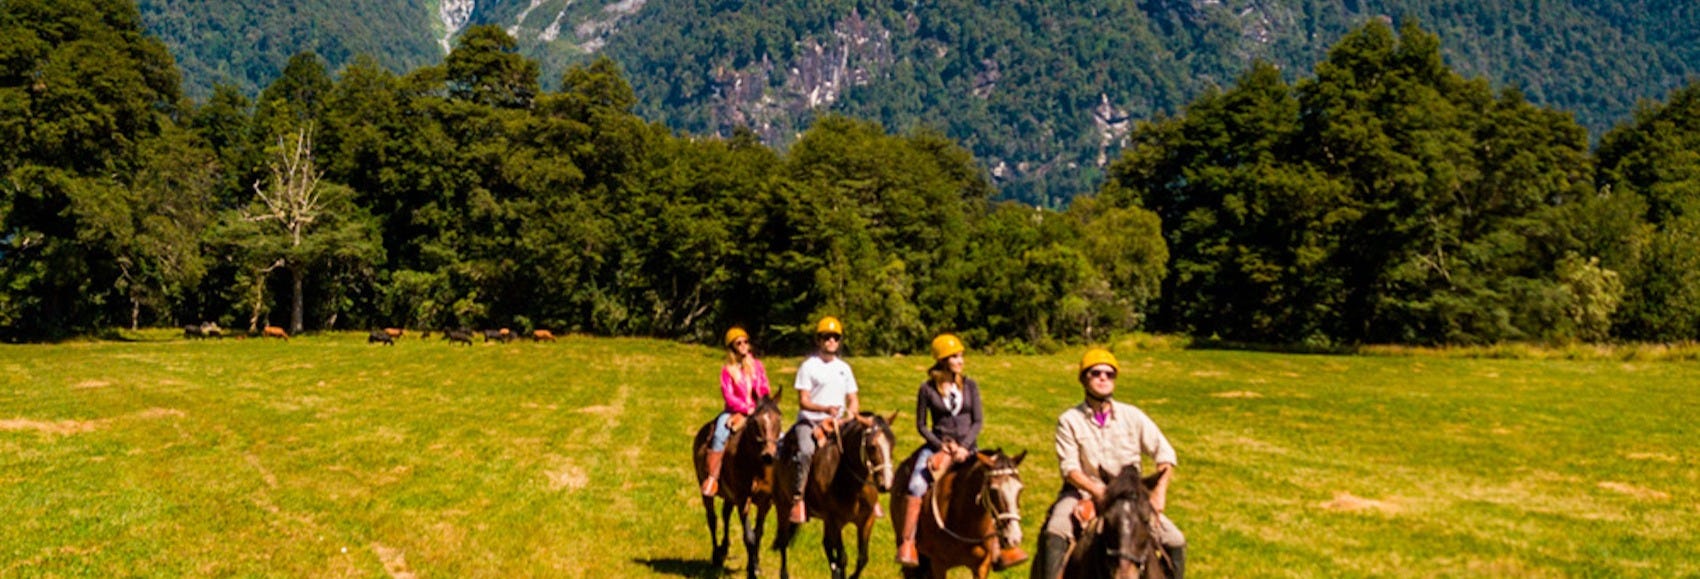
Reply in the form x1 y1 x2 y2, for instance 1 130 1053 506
851 516 875 579
774 517 793 579
745 501 769 579
702 496 724 567
823 519 847 579
717 499 735 566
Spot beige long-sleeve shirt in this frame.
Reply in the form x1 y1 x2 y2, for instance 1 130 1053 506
1054 399 1177 482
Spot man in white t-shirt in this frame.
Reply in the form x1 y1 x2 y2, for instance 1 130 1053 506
784 315 860 523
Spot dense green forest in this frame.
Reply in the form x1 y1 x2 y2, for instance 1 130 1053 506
4 0 1699 348
136 0 1700 205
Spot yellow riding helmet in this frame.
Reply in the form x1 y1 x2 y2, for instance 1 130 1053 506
816 316 844 337
931 333 965 360
724 327 749 348
1079 348 1120 375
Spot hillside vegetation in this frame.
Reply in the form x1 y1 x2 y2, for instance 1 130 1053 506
6 1 1700 349
2 334 1695 575
137 0 1700 203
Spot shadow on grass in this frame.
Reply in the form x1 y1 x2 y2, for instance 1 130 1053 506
632 557 727 578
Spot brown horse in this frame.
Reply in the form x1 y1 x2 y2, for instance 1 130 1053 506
692 396 785 578
893 449 1028 579
1064 468 1171 579
772 411 898 579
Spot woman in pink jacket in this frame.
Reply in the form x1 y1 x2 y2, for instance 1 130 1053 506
702 327 772 496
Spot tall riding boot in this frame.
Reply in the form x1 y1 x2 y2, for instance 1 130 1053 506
789 459 810 523
701 450 724 497
1034 532 1069 579
896 496 922 566
1163 544 1186 579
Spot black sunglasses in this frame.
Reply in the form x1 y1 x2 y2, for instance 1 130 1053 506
1087 369 1117 379
819 333 842 342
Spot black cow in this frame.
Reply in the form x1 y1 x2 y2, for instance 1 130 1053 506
444 329 473 346
368 330 395 345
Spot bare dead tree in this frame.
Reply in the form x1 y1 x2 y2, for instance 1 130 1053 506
245 127 324 335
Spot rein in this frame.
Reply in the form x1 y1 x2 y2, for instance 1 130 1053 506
928 465 1021 544
843 421 893 487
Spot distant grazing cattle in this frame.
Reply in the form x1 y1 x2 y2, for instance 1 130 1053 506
444 329 473 346
384 327 404 340
368 330 394 345
183 322 223 340
263 326 289 340
533 329 557 342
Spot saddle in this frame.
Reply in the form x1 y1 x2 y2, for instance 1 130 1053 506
810 416 841 447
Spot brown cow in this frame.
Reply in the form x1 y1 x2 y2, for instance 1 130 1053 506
263 326 289 340
533 329 557 342
384 327 404 339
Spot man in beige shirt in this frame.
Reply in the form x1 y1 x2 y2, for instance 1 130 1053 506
1033 348 1186 579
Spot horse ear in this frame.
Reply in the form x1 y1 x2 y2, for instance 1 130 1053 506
976 452 996 468
1012 450 1027 466
886 410 899 425
856 414 873 427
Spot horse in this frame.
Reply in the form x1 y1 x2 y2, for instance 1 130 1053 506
1063 468 1172 579
772 411 898 579
892 449 1028 579
692 395 785 577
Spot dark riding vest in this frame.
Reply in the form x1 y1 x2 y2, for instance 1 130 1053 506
915 377 983 451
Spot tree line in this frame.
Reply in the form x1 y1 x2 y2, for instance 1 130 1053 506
2 1 1697 349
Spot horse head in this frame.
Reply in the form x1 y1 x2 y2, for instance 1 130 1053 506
850 411 899 492
750 396 784 464
975 449 1027 549
1095 467 1167 579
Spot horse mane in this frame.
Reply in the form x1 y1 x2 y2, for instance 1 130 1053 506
1101 467 1150 505
752 395 780 416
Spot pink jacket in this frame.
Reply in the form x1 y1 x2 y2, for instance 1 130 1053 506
721 358 771 414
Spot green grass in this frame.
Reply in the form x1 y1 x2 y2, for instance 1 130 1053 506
2 331 1695 577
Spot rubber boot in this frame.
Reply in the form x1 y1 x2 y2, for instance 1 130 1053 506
896 496 922 567
788 496 807 523
701 450 724 497
1163 544 1186 579
994 541 1030 571
1034 532 1069 579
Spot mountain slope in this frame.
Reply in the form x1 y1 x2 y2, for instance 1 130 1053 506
138 0 1700 204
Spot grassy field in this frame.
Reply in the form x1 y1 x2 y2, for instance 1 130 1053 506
2 331 1695 577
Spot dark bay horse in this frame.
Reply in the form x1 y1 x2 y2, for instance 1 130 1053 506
773 411 898 579
693 396 785 577
892 449 1028 579
1064 468 1171 579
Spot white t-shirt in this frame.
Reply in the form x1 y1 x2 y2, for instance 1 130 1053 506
793 355 858 422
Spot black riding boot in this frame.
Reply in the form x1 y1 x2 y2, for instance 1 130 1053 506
1033 532 1069 579
1163 544 1186 579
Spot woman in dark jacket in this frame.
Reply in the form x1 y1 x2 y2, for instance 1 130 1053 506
895 333 984 566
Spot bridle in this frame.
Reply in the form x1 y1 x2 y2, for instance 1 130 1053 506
845 419 894 488
930 462 1022 545
1097 497 1167 574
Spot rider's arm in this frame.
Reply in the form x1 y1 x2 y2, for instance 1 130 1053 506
1056 417 1105 500
963 381 983 450
1149 463 1174 513
844 392 860 418
1066 468 1107 502
721 366 752 414
916 387 943 450
797 389 832 414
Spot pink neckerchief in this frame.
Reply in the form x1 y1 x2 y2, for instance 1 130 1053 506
1090 401 1114 427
